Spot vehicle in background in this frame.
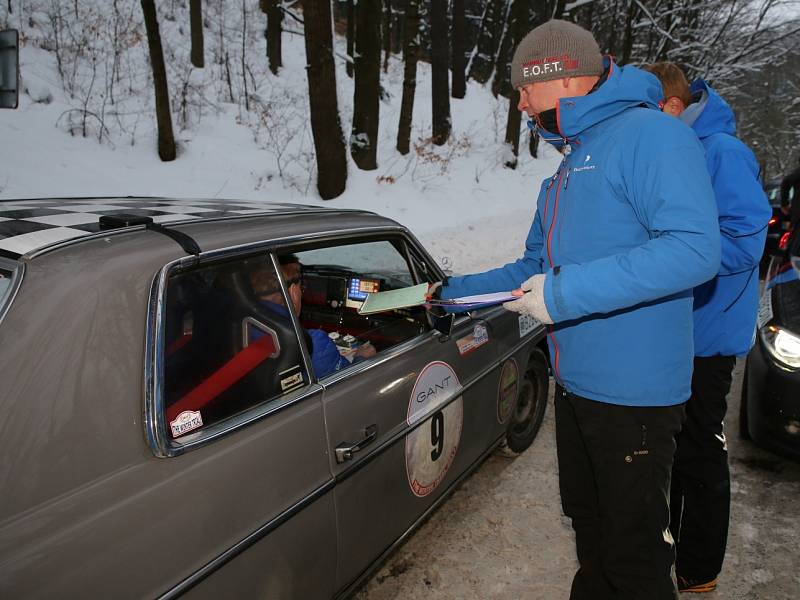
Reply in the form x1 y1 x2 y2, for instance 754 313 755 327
742 222 800 460
761 177 795 276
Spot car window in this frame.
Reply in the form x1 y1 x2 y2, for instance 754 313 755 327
162 254 309 440
287 238 430 378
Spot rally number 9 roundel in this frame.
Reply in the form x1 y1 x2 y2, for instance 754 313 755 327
405 361 463 498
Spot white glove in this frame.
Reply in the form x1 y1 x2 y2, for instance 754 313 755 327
503 274 553 324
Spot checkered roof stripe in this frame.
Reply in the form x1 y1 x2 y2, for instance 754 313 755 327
0 198 314 257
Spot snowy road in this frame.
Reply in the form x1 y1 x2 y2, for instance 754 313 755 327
356 360 800 600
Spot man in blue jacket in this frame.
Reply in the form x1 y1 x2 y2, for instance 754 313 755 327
439 21 720 599
645 62 771 593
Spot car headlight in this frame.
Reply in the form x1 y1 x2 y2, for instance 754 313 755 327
761 325 800 369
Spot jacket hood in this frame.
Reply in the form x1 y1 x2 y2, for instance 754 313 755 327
550 58 662 140
684 79 736 139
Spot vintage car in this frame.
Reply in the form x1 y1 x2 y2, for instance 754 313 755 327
0 197 549 598
742 223 800 460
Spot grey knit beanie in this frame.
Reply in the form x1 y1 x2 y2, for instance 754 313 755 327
511 20 603 89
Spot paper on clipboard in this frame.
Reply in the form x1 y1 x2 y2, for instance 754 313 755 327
357 285 519 315
358 283 430 315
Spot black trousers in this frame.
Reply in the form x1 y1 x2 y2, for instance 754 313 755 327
670 355 735 581
555 387 684 600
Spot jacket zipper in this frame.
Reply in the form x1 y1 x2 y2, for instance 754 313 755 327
545 166 566 382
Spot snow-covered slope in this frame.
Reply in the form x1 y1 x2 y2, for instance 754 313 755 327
0 2 560 274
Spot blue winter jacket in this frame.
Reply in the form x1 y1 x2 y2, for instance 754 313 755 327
442 60 721 407
680 80 771 357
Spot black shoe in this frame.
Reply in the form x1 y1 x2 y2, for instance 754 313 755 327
677 575 718 593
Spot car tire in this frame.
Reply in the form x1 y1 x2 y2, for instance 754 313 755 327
501 347 549 455
739 363 751 440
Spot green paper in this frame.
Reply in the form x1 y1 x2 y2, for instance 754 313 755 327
358 283 430 315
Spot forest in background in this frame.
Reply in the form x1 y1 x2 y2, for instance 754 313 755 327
1 0 798 199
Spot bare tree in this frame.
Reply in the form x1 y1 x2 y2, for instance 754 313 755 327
259 0 282 74
351 0 382 170
346 0 355 77
383 0 392 72
430 0 451 145
190 0 204 68
303 0 347 198
468 1 508 84
397 0 420 155
451 0 467 99
140 0 176 161
504 0 529 168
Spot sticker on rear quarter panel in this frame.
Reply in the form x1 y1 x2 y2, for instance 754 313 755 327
497 358 519 423
405 361 463 498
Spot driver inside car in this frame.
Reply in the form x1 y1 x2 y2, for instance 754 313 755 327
249 254 376 379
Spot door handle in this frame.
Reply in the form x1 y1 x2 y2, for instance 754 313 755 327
335 424 378 463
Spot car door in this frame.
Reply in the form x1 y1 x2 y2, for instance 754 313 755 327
288 235 505 594
147 251 339 599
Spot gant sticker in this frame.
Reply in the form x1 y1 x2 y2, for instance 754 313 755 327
519 314 538 338
170 410 203 438
497 359 520 423
405 362 463 498
456 323 490 356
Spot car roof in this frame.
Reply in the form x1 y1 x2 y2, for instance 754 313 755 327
0 197 390 259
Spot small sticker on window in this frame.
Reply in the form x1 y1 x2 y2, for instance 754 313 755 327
280 364 304 392
519 314 538 338
170 410 203 438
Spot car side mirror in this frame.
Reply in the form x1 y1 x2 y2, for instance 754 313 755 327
0 29 19 109
431 312 455 338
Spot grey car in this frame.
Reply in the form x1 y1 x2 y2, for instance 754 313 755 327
0 197 549 599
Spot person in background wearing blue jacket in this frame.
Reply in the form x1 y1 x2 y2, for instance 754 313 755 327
645 62 771 594
436 21 720 599
250 255 376 378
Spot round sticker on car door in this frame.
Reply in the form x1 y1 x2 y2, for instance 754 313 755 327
405 361 463 498
497 358 519 423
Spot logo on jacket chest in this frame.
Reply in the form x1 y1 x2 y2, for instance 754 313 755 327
571 154 596 173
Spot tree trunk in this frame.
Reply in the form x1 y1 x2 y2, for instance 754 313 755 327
260 0 282 74
397 0 419 155
490 1 514 98
346 0 355 78
351 0 382 170
303 0 347 199
383 0 392 72
430 0 450 145
468 0 507 84
504 0 529 168
190 0 204 68
140 0 176 161
621 0 638 65
451 0 466 99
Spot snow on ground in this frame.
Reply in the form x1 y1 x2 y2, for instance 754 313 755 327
0 7 561 276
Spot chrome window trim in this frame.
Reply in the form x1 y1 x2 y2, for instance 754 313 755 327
0 257 24 328
270 251 315 380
